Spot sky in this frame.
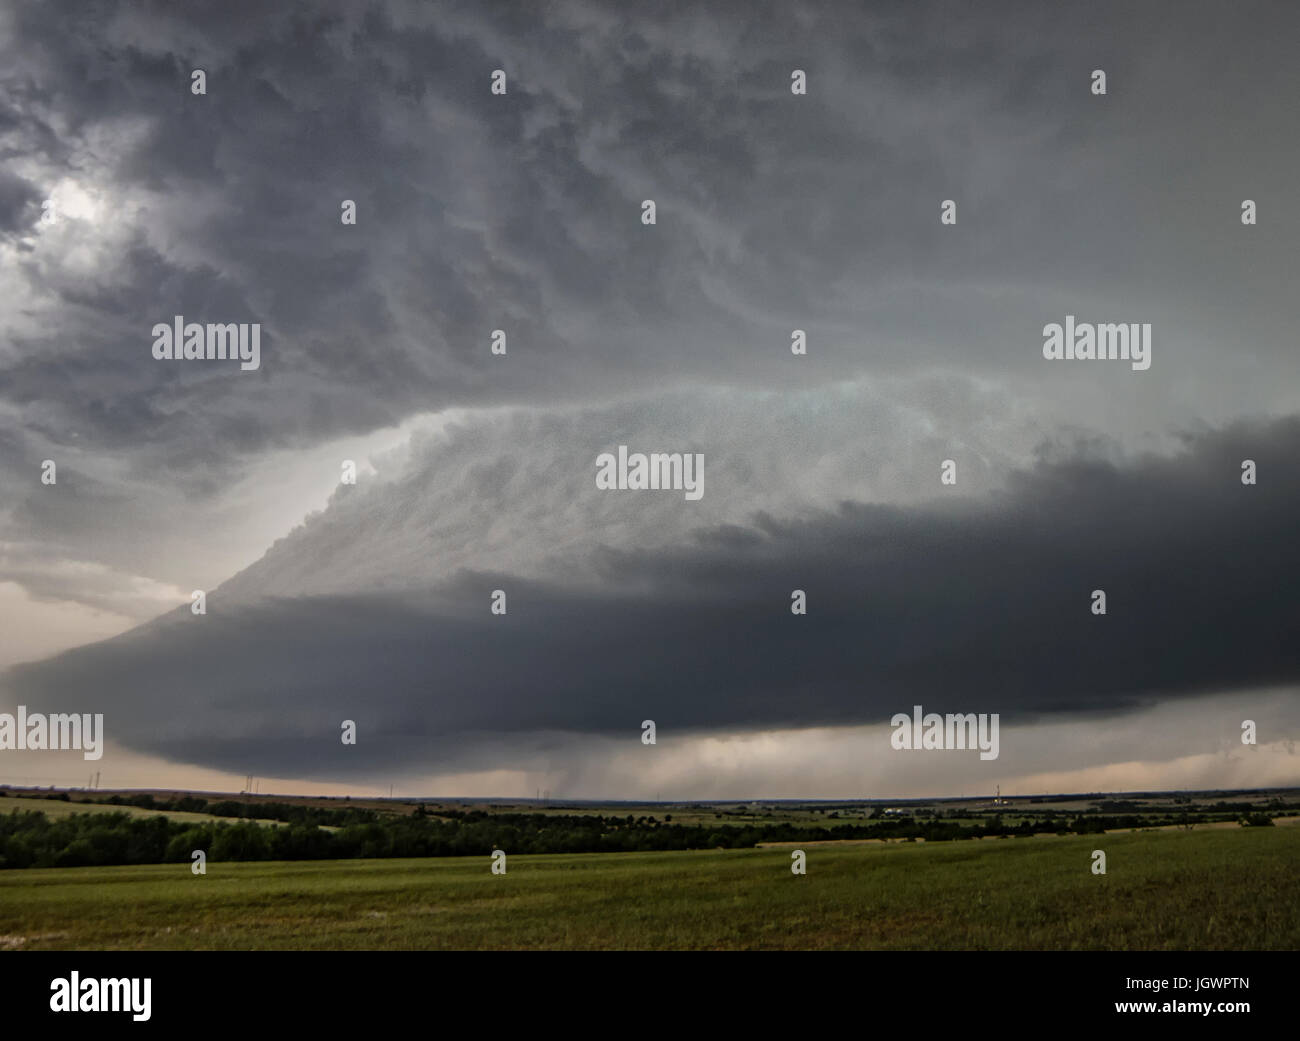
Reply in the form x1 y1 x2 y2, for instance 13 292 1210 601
1 0 1297 799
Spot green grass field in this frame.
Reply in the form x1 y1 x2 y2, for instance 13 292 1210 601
1 826 1295 950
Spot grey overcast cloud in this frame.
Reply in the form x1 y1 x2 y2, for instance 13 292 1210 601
1 0 1297 799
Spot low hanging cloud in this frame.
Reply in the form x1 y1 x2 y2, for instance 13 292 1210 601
5 411 1296 780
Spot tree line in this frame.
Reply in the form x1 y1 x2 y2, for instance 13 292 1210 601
0 798 1274 869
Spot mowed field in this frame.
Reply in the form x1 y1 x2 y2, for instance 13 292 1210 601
1 826 1296 950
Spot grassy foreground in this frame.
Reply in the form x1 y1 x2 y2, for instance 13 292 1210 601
1 826 1296 950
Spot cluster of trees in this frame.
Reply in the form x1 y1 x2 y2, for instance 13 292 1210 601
1 811 178 868
0 809 789 868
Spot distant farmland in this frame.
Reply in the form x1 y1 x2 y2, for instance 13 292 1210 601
2 826 1296 950
0 795 286 828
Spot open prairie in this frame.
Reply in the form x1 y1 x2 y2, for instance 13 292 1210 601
2 825 1295 951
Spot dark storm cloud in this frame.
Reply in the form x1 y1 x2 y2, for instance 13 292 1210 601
7 414 1296 778
0 169 41 237
4 0 1297 479
3 0 1299 792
